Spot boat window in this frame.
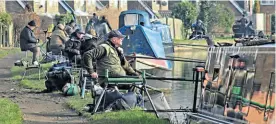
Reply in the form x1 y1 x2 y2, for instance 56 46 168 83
124 14 139 26
167 27 172 40
161 28 171 42
161 28 166 41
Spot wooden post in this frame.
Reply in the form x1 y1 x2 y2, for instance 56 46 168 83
3 29 5 47
0 24 2 48
172 16 176 39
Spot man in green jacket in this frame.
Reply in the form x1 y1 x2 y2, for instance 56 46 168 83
49 24 69 55
82 30 139 87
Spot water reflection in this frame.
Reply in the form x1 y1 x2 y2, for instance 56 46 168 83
167 47 207 109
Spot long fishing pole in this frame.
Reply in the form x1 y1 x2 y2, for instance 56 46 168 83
263 72 275 121
165 56 204 62
134 69 171 84
144 109 192 113
246 49 259 116
125 55 205 63
166 43 209 47
82 74 196 82
224 54 240 108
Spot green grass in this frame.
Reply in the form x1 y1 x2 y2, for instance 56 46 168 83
11 60 169 124
11 63 53 91
173 37 234 45
67 96 169 124
0 98 23 124
0 48 20 59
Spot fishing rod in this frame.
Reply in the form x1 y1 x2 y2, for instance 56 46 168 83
165 56 204 62
125 55 205 63
163 43 208 47
134 69 171 84
144 109 193 113
224 54 240 108
82 74 197 82
264 72 275 121
244 49 258 116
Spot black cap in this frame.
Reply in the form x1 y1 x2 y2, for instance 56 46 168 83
108 30 125 39
230 54 240 58
28 20 36 26
75 29 85 34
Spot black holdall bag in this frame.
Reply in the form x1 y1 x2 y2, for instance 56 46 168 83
45 68 72 92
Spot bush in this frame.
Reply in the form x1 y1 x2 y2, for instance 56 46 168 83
0 12 12 25
172 1 197 39
55 12 74 25
253 0 261 13
198 1 234 33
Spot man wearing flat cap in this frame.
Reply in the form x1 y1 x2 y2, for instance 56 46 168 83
65 29 85 64
82 30 139 87
20 20 40 65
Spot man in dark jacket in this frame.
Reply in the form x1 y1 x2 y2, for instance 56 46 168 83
80 37 97 55
65 20 77 36
239 14 248 37
83 30 139 87
20 20 40 65
65 29 85 64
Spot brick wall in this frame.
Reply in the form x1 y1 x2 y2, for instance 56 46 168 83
33 0 45 14
86 0 96 14
260 5 275 14
218 1 243 17
119 0 128 11
46 0 59 14
109 0 118 9
160 0 169 11
0 1 5 12
5 1 25 14
74 0 86 12
260 5 275 34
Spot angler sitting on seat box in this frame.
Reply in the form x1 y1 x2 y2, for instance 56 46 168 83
82 30 139 88
189 19 206 39
65 29 85 64
19 20 40 66
49 24 69 55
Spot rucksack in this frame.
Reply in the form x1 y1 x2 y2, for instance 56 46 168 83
45 62 72 92
62 83 79 96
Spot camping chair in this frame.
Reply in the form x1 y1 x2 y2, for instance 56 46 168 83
21 51 47 81
82 69 159 118
38 38 50 62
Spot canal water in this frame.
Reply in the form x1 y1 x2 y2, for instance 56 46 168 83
167 46 207 109
165 46 275 124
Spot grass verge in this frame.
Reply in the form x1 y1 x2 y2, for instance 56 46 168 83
67 96 169 124
11 62 168 124
11 63 53 91
0 98 23 124
0 48 20 59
